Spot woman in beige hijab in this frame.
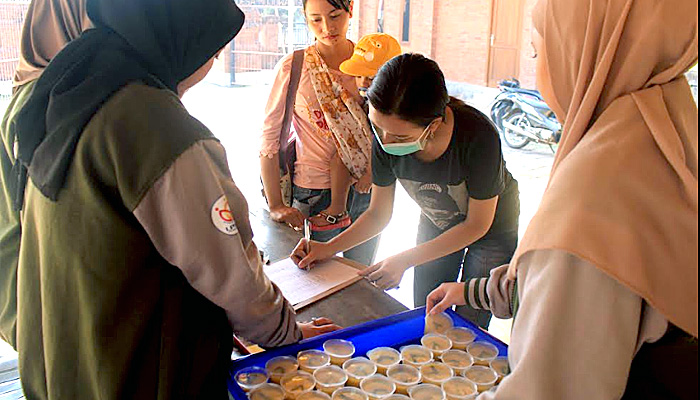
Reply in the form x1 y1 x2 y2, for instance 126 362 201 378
13 0 91 88
427 0 698 398
1 0 90 348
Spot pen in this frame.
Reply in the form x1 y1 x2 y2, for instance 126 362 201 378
303 219 311 271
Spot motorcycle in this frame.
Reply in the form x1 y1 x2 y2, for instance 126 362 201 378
490 78 562 152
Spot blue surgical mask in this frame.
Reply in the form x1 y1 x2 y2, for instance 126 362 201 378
373 122 433 156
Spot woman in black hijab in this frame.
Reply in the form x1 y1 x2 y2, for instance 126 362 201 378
4 1 337 398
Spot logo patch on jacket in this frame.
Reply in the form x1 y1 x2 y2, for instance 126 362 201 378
211 195 238 235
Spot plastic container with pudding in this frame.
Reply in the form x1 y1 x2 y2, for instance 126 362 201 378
444 327 477 350
233 366 269 392
298 350 332 373
441 377 477 400
424 312 454 335
420 334 453 356
360 374 397 400
298 391 333 400
490 357 510 383
324 339 356 365
399 345 433 368
439 350 473 376
385 395 411 400
367 347 401 374
419 362 454 386
314 365 349 395
343 357 378 387
249 383 286 400
266 356 300 384
407 384 446 400
280 371 317 400
461 366 498 393
386 364 422 395
465 342 499 366
332 387 370 400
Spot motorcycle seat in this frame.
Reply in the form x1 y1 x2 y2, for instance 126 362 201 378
520 95 551 110
504 87 543 98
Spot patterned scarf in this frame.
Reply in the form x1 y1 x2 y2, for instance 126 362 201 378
306 45 372 179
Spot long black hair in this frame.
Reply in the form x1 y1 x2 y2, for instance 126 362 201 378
302 0 352 12
367 53 455 128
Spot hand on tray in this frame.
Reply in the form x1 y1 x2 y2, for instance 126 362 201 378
426 282 467 315
299 317 342 339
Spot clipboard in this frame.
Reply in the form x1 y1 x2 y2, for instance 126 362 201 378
263 256 367 310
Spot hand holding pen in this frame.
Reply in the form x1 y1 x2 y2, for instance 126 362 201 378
290 224 336 270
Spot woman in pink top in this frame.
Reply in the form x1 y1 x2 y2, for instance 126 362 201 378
260 0 378 265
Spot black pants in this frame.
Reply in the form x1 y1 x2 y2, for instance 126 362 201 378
414 215 518 329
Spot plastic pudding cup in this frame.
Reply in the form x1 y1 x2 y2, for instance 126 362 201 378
387 364 422 395
489 357 510 384
324 339 356 366
266 356 300 384
333 387 370 400
298 391 332 400
298 350 332 373
420 334 453 357
367 347 401 375
280 371 317 400
343 357 378 387
465 342 499 367
439 350 474 376
360 374 397 400
441 377 478 400
424 312 454 335
407 384 446 400
249 383 286 400
385 395 411 400
399 345 433 369
462 366 498 393
419 362 454 386
314 365 349 395
444 328 477 351
234 366 269 392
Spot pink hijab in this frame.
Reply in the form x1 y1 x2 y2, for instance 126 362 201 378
13 0 91 87
510 0 698 337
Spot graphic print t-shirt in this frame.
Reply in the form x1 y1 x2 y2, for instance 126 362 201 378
372 102 519 236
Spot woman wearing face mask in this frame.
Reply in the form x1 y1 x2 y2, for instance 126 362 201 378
426 0 698 398
293 53 520 329
2 0 338 398
260 0 380 265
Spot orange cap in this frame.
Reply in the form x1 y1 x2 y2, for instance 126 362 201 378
340 33 402 77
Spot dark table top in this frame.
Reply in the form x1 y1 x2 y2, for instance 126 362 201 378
249 207 408 329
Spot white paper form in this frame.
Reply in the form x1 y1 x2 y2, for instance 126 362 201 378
263 257 363 309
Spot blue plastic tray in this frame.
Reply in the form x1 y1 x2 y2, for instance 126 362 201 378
228 307 508 399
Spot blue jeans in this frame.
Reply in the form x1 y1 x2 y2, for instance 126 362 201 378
414 215 518 329
292 186 379 266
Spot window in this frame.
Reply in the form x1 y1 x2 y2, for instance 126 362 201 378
402 0 411 42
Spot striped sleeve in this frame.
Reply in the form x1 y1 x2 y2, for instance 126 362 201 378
463 264 516 319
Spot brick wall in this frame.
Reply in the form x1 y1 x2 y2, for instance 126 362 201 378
433 0 492 86
354 0 537 89
0 3 29 82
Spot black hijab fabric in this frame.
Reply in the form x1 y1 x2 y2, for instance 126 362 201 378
10 0 245 209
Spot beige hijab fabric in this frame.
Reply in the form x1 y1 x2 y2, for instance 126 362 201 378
13 0 91 87
509 0 698 337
